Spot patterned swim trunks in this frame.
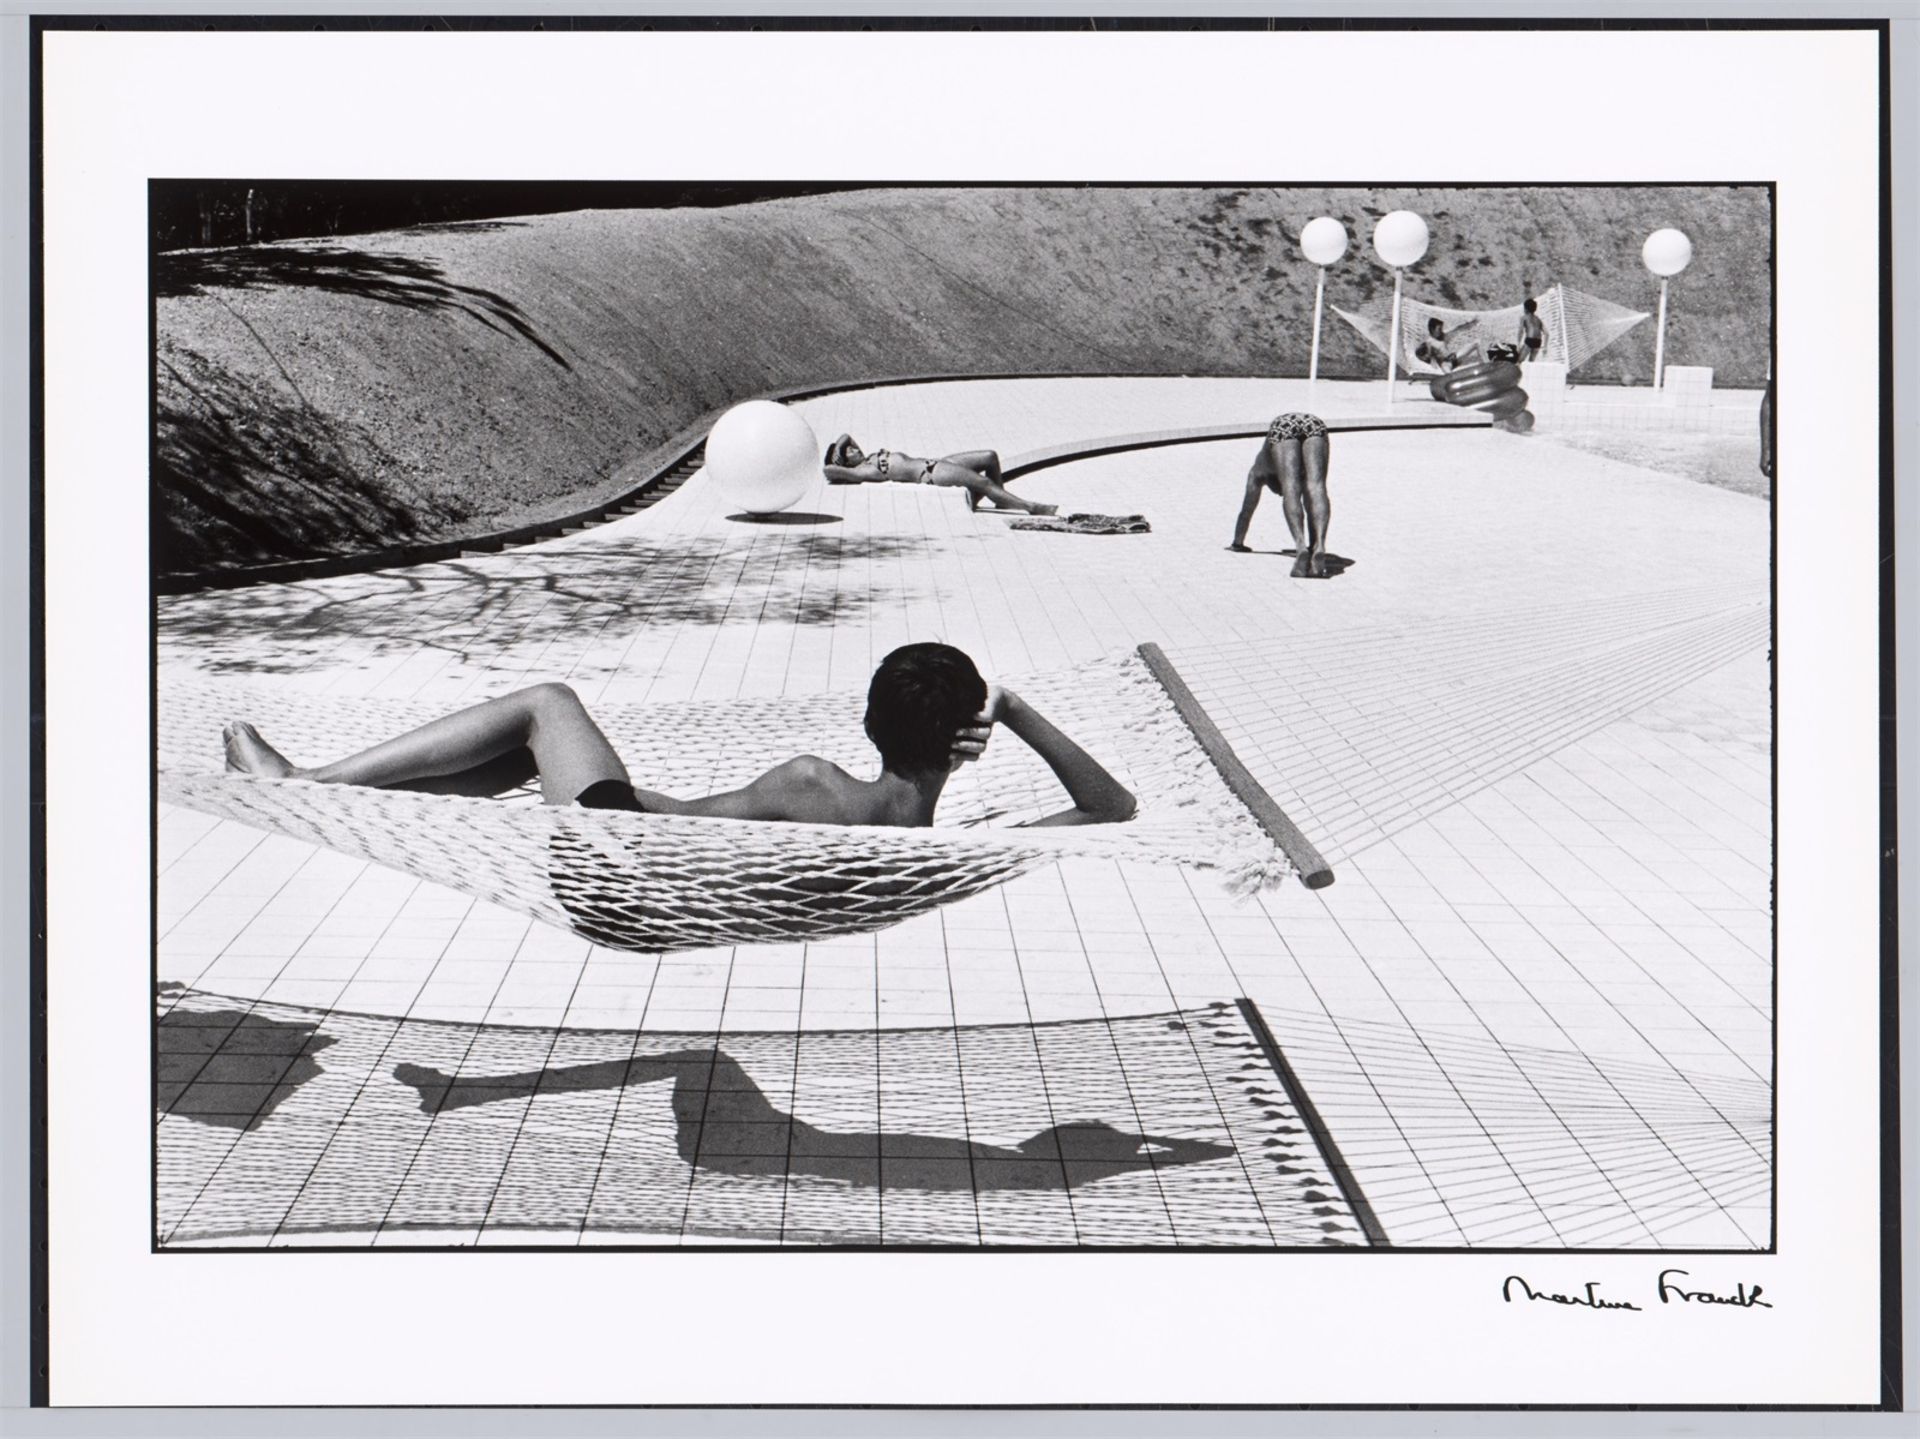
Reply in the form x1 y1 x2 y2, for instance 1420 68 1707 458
1268 412 1329 443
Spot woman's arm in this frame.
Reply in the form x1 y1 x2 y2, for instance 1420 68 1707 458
823 464 872 485
958 686 1135 827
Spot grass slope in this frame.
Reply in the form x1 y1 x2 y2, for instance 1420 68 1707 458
156 185 1770 575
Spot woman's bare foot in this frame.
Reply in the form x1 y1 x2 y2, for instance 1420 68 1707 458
1226 543 1252 553
1032 503 1060 517
1289 552 1313 578
223 721 297 778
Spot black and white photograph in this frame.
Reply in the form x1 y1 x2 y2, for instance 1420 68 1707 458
21 14 1903 1415
151 178 1775 1256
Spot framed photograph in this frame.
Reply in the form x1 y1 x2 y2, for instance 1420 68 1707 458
24 10 1905 1418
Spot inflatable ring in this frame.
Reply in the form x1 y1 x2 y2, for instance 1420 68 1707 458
1445 374 1517 407
1449 358 1522 389
1475 388 1530 420
1434 360 1522 406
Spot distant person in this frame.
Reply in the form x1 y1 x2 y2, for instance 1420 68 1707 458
1227 413 1334 578
221 642 1135 829
1517 298 1547 364
1760 378 1774 480
1413 315 1480 372
823 435 1058 515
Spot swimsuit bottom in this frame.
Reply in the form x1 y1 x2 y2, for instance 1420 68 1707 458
574 778 650 813
918 460 938 484
1268 412 1329 443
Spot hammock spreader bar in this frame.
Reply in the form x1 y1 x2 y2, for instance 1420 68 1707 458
1137 642 1334 889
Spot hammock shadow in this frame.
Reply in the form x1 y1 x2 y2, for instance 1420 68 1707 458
157 1004 338 1132
162 532 939 677
394 1047 1235 1192
156 245 571 370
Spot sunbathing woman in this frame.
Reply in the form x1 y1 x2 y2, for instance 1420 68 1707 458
222 642 1135 830
1227 412 1334 578
823 435 1058 515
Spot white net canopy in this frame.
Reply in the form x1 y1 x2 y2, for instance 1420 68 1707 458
159 650 1298 954
1332 284 1649 376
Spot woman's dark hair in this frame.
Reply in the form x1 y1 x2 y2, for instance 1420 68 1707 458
825 435 858 467
1427 317 1446 336
864 643 987 775
1523 298 1538 315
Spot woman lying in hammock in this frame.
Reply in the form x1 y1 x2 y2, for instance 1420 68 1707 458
822 435 1059 515
222 642 1136 829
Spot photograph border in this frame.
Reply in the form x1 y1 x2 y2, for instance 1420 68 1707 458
17 8 1909 1420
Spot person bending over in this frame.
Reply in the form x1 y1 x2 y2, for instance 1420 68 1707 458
222 643 1134 830
823 435 1058 516
1227 413 1333 578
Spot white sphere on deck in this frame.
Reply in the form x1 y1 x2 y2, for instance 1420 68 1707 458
1300 216 1349 266
1372 210 1429 269
703 401 819 515
1642 228 1694 277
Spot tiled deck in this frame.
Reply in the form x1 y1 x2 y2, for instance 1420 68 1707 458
156 377 1771 1248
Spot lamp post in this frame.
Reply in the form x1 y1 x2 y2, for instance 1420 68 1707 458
1642 227 1693 390
1372 211 1429 404
1300 217 1348 384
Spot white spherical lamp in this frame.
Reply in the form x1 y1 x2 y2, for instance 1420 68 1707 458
703 401 820 516
1300 216 1348 267
1642 227 1693 277
1372 210 1430 269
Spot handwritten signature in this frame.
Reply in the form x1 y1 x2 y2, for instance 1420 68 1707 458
1502 1269 1772 1313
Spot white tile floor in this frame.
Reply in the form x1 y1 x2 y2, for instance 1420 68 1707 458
156 376 1771 1248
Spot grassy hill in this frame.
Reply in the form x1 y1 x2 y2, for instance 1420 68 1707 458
156 185 1770 576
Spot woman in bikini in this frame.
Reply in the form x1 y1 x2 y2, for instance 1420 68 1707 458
822 435 1058 515
221 643 1135 830
1227 412 1334 578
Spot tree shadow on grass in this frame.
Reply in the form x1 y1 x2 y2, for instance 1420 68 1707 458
156 244 571 370
159 531 941 677
156 347 474 574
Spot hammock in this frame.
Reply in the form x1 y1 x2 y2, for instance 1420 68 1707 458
158 647 1318 954
1332 284 1649 376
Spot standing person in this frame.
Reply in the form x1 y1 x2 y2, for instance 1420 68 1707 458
823 435 1058 515
1518 298 1547 364
1227 413 1333 578
1759 377 1774 480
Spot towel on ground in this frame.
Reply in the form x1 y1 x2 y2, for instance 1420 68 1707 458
1008 512 1152 535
